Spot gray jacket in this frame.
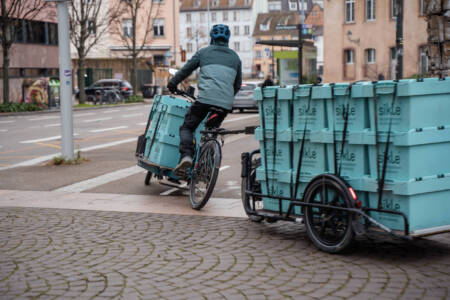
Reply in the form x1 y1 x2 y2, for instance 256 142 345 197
170 40 242 110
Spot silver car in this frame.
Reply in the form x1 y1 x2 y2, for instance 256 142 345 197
232 83 258 112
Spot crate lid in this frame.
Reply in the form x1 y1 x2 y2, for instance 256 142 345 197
397 77 450 97
333 83 351 96
311 84 332 99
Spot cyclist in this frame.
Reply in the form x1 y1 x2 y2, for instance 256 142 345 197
168 24 242 176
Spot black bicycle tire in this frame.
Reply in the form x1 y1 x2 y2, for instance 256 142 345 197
241 158 264 222
189 140 221 210
303 175 354 253
144 171 152 185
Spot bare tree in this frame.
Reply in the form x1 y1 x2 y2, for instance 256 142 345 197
69 0 123 104
0 0 50 103
112 0 161 95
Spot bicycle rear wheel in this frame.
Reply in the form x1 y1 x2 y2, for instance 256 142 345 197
189 140 221 210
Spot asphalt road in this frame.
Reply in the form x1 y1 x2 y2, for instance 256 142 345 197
0 103 260 200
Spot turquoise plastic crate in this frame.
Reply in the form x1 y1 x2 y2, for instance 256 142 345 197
254 86 291 131
368 134 450 181
149 96 191 134
292 130 328 176
149 133 180 169
360 174 450 232
326 142 369 180
255 128 292 171
324 83 371 142
292 84 327 132
256 168 303 215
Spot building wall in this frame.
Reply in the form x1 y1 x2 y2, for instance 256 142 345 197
324 0 427 82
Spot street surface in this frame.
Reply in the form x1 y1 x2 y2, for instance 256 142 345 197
1 103 449 299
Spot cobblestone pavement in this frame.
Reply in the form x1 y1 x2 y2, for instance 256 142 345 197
1 207 449 300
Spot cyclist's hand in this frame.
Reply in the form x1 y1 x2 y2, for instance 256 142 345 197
167 81 177 93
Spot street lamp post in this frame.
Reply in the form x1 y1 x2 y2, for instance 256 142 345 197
50 0 74 159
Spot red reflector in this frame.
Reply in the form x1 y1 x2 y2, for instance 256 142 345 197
122 87 129 91
241 84 247 87
349 187 357 200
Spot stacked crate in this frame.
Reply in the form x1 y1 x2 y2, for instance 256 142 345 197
254 78 450 232
143 95 204 170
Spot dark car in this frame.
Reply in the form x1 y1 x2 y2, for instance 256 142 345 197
232 83 257 112
75 79 133 101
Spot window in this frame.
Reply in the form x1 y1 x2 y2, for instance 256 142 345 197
366 48 376 63
229 0 236 6
187 43 193 53
194 0 201 8
154 55 165 66
88 20 96 35
233 11 238 21
234 42 240 51
366 0 376 21
186 27 192 38
289 1 297 11
345 49 354 64
186 13 191 23
245 0 250 4
223 11 228 21
345 0 355 23
268 1 281 11
212 12 217 21
256 50 262 58
234 26 239 36
260 17 272 31
152 0 163 2
26 20 46 43
153 18 164 36
419 0 425 15
48 23 58 45
390 0 398 19
212 0 219 7
244 25 250 35
419 46 428 74
122 19 132 37
200 13 205 23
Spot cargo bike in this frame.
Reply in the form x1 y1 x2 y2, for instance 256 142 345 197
136 86 256 210
241 79 450 253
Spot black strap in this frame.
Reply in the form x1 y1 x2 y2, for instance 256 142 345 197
337 84 352 176
260 90 270 195
272 89 279 171
330 84 338 174
293 86 312 199
377 82 398 209
147 103 167 157
144 95 160 135
290 85 298 199
372 83 381 192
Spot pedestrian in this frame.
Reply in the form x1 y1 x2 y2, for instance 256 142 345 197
262 75 274 88
167 24 242 176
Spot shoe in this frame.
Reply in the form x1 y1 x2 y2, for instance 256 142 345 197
174 156 193 176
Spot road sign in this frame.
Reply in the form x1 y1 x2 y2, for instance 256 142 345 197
275 25 298 30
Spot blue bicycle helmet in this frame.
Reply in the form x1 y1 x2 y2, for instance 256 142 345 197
210 24 230 43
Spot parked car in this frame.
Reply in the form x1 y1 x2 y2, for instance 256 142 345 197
232 83 258 112
75 79 133 101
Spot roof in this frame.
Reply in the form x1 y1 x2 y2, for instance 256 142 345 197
253 12 301 36
180 0 253 11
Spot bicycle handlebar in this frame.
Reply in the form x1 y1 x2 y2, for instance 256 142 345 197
200 126 257 136
173 89 196 101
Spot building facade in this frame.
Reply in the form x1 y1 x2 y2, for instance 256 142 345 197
0 7 58 103
71 0 179 92
179 0 266 78
323 0 428 82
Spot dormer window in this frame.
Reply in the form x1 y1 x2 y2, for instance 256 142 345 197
245 0 250 5
277 16 290 26
229 0 236 6
194 0 201 8
260 17 272 31
212 0 219 7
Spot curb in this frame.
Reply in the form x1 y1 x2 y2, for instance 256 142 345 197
0 99 153 117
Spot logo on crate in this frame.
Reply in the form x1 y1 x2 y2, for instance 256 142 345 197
377 151 400 165
378 103 401 117
335 105 356 117
265 106 282 117
336 150 356 162
265 148 283 159
298 105 316 116
303 148 317 160
268 185 284 196
381 198 401 211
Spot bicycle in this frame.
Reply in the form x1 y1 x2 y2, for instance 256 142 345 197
136 88 256 210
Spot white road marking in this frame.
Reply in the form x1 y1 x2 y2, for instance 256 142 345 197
20 134 79 144
125 107 140 111
219 165 230 171
29 116 60 121
122 113 143 118
44 123 60 127
223 114 258 124
89 126 128 133
160 188 180 196
0 129 7 132
54 165 144 193
0 137 136 171
83 117 112 123
102 110 120 114
74 112 95 117
0 120 15 124
136 122 147 126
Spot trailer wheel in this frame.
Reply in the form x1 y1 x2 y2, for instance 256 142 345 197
303 174 354 253
241 158 263 222
144 171 152 185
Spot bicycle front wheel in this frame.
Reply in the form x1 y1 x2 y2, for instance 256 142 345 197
189 140 221 210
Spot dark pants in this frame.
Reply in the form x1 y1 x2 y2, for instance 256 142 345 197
179 101 228 159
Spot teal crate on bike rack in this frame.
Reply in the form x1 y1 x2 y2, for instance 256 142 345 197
255 128 292 171
367 127 450 182
256 167 303 215
254 86 291 131
148 132 180 169
292 130 328 176
149 96 192 135
292 84 327 132
359 174 450 232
